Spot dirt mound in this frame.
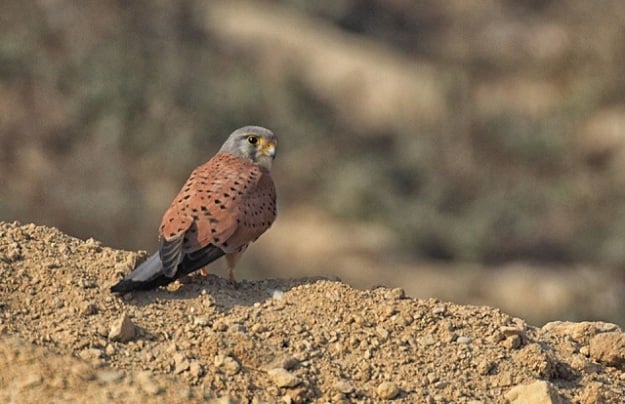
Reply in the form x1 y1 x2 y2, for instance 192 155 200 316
1 221 624 403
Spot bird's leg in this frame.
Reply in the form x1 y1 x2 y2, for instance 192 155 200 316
225 251 244 287
200 267 208 276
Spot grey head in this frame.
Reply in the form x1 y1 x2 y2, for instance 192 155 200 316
219 125 277 170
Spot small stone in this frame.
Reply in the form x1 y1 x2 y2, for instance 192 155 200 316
376 326 390 342
477 360 495 375
457 336 472 344
377 381 400 399
271 289 285 300
267 367 301 388
588 332 625 368
85 237 102 251
381 305 396 318
174 353 190 374
136 371 162 395
419 334 437 346
250 323 267 334
501 326 526 337
334 379 355 394
388 288 405 300
108 313 136 342
213 320 228 332
189 361 204 378
504 380 564 404
432 305 446 315
502 334 522 350
105 344 116 356
193 316 210 326
79 348 103 361
214 354 240 375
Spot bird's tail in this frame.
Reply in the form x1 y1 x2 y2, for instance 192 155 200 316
110 245 225 294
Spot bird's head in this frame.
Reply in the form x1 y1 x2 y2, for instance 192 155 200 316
220 126 277 170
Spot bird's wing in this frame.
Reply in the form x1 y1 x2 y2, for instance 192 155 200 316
159 153 273 274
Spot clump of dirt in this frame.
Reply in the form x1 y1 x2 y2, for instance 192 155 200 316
1 221 624 402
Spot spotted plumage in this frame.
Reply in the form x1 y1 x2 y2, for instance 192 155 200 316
111 126 277 294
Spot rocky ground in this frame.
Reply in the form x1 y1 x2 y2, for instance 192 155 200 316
1 221 624 403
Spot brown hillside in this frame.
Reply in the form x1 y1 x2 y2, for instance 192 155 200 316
1 221 624 403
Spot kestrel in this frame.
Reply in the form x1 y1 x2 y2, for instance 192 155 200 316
111 126 277 293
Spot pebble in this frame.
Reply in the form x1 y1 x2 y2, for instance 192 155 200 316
334 379 355 394
504 380 562 403
79 348 103 361
588 332 625 368
477 360 495 375
214 354 241 375
84 237 102 251
376 381 400 399
189 361 204 378
432 304 447 315
457 336 472 344
267 367 301 388
426 373 439 384
388 288 406 300
501 325 526 337
502 334 522 350
193 316 210 327
271 289 285 300
376 326 390 342
105 344 116 356
173 353 190 374
419 334 437 346
108 313 136 342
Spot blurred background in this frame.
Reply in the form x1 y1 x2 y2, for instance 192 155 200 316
1 0 624 326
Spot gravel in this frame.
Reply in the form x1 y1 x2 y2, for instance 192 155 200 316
0 221 624 402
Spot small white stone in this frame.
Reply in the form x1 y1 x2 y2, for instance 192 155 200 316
214 354 241 375
457 336 472 344
267 368 301 388
108 313 136 342
270 289 285 300
377 381 400 399
504 380 563 404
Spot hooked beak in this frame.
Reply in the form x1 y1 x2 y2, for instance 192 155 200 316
262 142 277 159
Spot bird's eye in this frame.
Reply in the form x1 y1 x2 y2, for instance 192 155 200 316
247 136 259 145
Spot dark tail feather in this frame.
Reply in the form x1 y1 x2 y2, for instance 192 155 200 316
110 245 225 294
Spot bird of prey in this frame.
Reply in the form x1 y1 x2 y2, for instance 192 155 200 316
111 126 277 294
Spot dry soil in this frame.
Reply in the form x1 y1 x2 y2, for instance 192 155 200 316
1 221 624 403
